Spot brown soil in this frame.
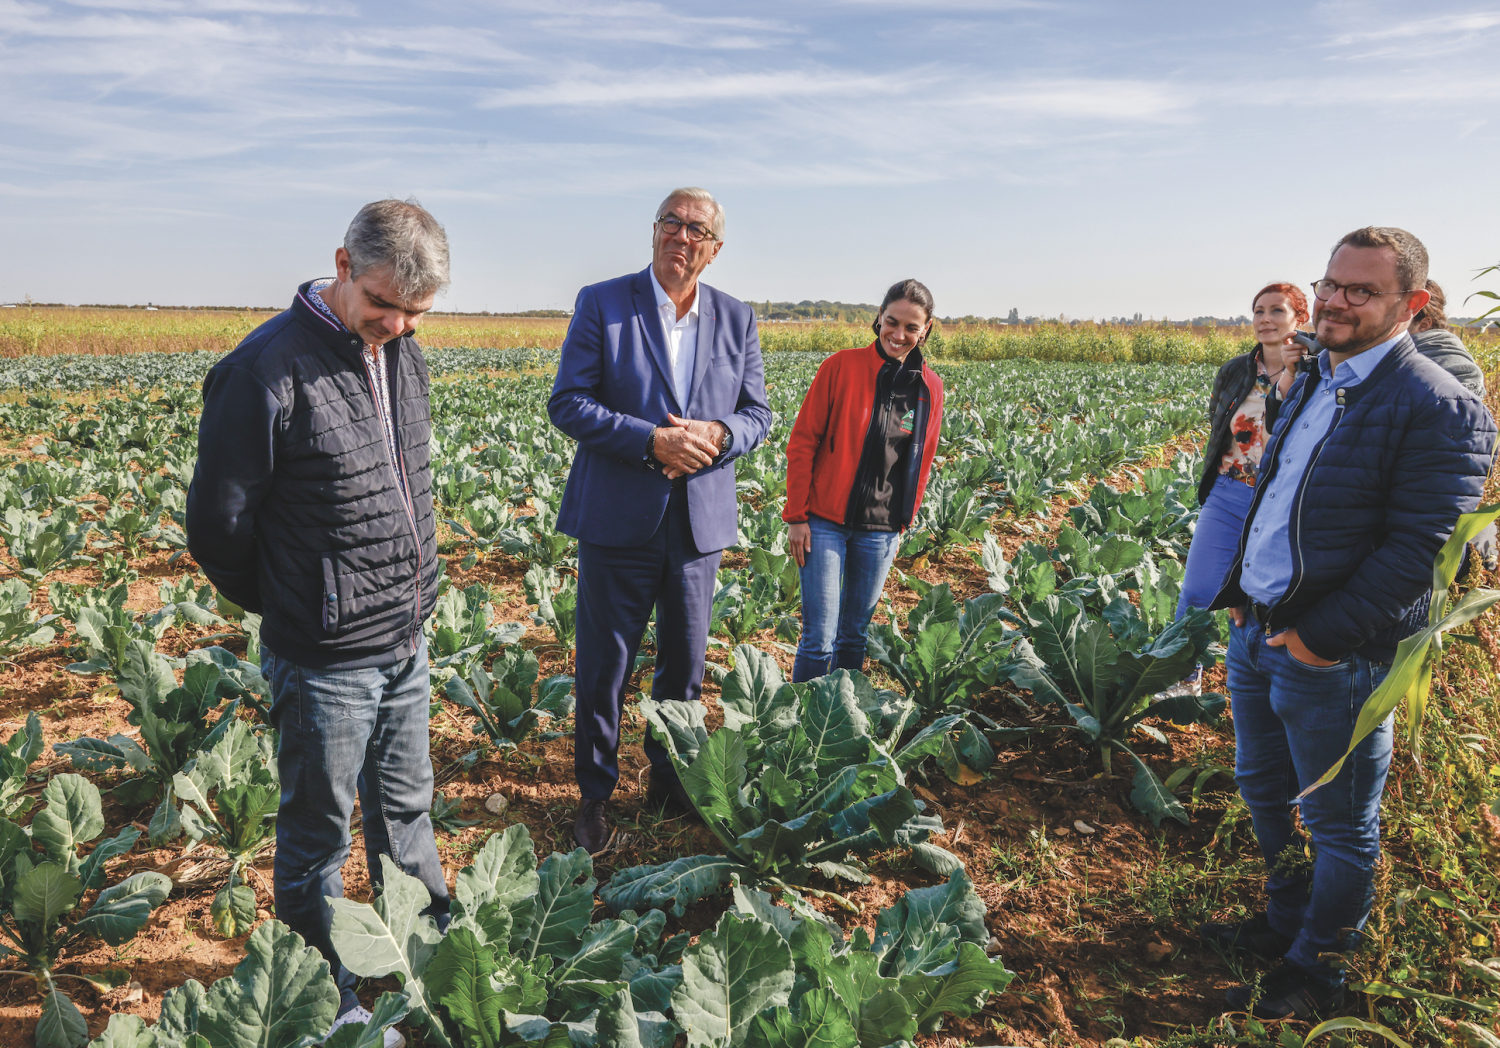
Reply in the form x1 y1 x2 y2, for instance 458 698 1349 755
0 437 1258 1048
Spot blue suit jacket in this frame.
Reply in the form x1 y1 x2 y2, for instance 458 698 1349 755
549 267 772 551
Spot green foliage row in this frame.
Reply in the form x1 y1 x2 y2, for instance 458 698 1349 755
88 821 1014 1048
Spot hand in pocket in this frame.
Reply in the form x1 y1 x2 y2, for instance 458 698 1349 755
1267 626 1338 667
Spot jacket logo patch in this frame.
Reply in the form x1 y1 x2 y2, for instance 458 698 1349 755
899 409 915 435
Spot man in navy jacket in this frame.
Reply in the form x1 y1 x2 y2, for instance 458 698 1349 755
548 187 771 852
1208 227 1496 1019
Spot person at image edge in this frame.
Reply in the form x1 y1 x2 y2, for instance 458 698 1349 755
1205 226 1497 1021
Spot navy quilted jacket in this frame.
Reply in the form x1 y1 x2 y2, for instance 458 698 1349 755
1213 335 1495 663
186 282 441 670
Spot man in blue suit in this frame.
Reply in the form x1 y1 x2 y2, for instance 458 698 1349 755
548 187 771 852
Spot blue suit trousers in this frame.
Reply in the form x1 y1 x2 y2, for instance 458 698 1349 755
574 485 721 801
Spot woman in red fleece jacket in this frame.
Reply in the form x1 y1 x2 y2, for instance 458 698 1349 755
782 279 945 682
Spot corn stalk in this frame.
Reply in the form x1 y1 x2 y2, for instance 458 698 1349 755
1301 503 1500 797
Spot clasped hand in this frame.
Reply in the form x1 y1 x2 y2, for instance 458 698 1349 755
653 413 724 479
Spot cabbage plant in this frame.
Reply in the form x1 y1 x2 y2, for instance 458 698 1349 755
0 581 58 662
602 648 963 918
445 647 575 752
173 719 279 937
0 775 170 1048
1022 595 1224 825
320 821 1010 1048
86 920 407 1048
56 646 268 840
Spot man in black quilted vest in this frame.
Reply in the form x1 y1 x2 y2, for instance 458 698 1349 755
187 199 449 1045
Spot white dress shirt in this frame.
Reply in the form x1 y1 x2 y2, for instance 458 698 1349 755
648 265 699 410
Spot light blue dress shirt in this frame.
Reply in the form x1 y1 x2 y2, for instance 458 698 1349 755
1240 335 1403 605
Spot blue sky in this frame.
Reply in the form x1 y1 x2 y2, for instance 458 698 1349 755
3 0 1499 319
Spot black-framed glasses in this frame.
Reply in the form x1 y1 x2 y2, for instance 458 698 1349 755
656 215 719 243
1311 279 1419 307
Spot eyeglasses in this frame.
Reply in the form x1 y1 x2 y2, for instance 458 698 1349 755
656 215 719 243
1310 279 1419 307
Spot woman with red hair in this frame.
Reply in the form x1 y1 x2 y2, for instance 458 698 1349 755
1175 283 1311 633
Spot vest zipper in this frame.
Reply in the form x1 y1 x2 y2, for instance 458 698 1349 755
359 350 425 652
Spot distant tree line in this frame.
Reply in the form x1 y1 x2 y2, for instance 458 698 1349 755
751 302 1261 328
753 300 881 324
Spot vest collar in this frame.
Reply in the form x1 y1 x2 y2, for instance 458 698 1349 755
291 280 370 362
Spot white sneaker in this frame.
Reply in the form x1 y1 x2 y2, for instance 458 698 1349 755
1152 676 1202 702
327 1006 405 1048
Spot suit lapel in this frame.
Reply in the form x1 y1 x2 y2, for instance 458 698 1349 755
631 267 679 410
687 284 717 416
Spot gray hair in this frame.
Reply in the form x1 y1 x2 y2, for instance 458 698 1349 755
344 198 450 300
656 187 725 239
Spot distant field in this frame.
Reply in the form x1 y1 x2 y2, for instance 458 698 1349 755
3 305 1494 369
0 307 571 357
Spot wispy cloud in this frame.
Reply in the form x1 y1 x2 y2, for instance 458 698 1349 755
481 68 912 108
1326 9 1500 45
960 79 1191 122
1 0 1497 313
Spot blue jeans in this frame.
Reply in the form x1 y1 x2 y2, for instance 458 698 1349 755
263 637 449 1015
1177 473 1256 619
792 517 901 683
1226 618 1392 985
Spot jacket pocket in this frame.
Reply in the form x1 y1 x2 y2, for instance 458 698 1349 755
320 553 339 634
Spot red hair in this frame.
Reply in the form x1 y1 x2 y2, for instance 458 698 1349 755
1253 282 1309 325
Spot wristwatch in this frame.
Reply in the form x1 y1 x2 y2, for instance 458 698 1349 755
718 425 733 455
645 428 665 473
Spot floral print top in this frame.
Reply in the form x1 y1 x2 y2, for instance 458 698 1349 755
1218 367 1275 486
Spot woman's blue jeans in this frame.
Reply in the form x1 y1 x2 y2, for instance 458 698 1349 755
263 637 450 1015
792 516 901 683
1177 473 1256 619
1226 618 1392 986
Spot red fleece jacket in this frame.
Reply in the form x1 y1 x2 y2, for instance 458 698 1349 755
782 340 945 528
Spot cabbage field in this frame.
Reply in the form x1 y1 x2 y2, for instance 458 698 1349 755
0 346 1496 1048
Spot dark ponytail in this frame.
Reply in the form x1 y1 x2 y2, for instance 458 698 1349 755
872 279 935 345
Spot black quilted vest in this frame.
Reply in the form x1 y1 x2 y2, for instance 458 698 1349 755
189 283 440 669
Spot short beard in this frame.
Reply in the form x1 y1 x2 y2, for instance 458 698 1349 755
1315 298 1404 354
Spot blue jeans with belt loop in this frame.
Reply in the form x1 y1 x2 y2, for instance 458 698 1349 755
792 516 902 683
1226 617 1392 985
263 636 450 1016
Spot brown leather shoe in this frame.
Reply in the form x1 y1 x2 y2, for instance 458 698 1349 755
574 799 610 853
645 771 696 818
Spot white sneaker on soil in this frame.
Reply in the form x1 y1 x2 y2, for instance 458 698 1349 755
327 1006 405 1048
1153 666 1202 702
